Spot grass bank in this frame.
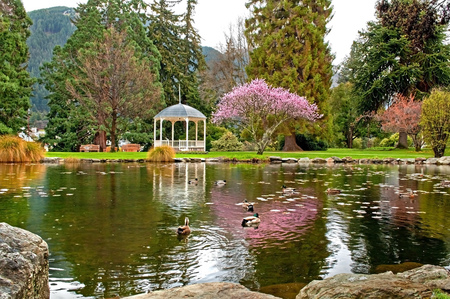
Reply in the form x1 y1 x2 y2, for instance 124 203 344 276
45 147 447 161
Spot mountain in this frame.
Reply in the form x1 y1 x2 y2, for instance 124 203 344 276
26 7 76 115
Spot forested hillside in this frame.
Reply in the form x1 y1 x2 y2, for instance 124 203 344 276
26 7 76 117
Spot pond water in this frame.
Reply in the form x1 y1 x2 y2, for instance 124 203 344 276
1 162 450 299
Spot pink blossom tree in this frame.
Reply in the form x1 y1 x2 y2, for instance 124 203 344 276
212 79 321 155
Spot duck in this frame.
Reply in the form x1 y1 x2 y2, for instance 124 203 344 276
242 213 260 227
177 217 191 235
441 180 450 187
242 199 254 212
215 180 227 186
398 191 416 198
327 188 341 195
282 185 297 195
188 178 198 185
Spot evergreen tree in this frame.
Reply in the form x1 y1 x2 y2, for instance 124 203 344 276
245 0 333 151
350 0 450 113
148 0 184 107
0 0 34 135
41 0 161 151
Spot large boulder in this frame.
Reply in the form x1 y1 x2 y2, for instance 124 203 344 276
297 264 450 299
0 223 49 299
125 282 281 299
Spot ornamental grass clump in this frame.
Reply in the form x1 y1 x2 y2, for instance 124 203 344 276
147 145 175 162
0 135 45 162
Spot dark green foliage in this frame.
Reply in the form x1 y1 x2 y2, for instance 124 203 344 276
279 134 328 151
27 7 76 115
346 0 450 113
0 0 34 135
41 0 162 152
245 0 333 145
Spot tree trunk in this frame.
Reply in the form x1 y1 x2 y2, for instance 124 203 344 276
283 133 303 151
94 130 107 152
110 116 117 153
397 131 408 149
434 145 446 158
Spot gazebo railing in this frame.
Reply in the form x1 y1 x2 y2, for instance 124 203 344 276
154 140 205 151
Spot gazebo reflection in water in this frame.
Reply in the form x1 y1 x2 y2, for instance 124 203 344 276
153 103 207 152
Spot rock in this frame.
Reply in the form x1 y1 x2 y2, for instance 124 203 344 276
0 222 49 299
425 158 439 164
269 156 282 163
311 158 327 164
189 158 202 163
40 157 62 164
297 264 449 299
125 282 281 299
330 156 343 163
282 158 298 163
438 156 450 165
205 158 220 163
298 158 310 163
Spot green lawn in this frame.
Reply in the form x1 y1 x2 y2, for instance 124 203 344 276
45 147 446 161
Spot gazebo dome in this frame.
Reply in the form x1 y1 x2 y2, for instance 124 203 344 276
154 103 206 120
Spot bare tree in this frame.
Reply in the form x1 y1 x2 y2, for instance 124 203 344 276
66 27 162 151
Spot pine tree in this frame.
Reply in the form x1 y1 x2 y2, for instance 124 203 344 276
148 0 184 107
41 0 162 151
0 0 34 135
245 0 333 151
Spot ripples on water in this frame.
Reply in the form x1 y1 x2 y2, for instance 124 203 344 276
1 162 450 298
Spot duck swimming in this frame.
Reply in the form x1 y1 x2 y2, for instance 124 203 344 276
282 185 297 195
242 213 260 227
215 180 227 186
177 217 191 235
242 199 254 212
327 188 341 195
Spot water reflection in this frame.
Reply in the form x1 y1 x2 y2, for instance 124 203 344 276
1 162 450 299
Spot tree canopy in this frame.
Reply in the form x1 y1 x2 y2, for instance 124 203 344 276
245 0 333 150
0 0 34 135
212 79 321 154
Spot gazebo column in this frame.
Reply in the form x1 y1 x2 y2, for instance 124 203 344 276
185 118 189 150
153 119 156 147
195 121 198 147
160 119 163 145
203 119 206 151
171 120 175 148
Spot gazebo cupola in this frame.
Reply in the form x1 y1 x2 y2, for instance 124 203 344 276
153 103 207 151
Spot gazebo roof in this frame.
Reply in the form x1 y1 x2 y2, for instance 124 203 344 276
154 103 206 120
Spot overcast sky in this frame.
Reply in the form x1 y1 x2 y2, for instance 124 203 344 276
21 0 378 65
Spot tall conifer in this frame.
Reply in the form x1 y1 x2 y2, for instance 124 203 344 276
245 0 333 150
0 0 34 135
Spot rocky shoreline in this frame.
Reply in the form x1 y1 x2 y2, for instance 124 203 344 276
40 155 450 165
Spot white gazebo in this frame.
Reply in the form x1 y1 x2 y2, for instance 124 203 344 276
153 103 207 151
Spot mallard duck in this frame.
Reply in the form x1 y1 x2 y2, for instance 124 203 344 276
327 188 341 195
242 213 260 227
399 191 416 198
177 217 191 235
188 178 198 185
441 180 450 187
242 199 254 212
282 185 297 195
215 180 227 186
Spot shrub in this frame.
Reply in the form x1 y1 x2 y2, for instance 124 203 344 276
0 135 45 163
147 145 175 162
211 131 243 151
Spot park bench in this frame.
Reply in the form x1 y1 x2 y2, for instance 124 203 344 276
121 144 141 152
80 144 100 152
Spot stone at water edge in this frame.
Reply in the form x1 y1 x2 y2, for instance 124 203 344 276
123 282 281 299
0 222 49 299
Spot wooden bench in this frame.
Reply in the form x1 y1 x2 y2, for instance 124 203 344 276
121 144 141 152
80 144 100 152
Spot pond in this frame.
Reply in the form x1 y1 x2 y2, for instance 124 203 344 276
1 161 450 299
